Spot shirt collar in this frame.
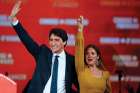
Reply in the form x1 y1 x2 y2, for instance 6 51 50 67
53 50 65 58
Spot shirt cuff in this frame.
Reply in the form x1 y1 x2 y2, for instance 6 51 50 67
12 20 19 26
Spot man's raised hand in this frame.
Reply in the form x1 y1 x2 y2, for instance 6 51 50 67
10 0 22 18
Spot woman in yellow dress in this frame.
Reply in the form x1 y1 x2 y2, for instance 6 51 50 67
75 16 112 93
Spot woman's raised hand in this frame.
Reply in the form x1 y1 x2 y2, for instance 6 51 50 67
77 15 84 32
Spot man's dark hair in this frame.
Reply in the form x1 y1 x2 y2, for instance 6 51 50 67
49 28 68 46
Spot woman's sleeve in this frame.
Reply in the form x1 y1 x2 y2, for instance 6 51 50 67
75 31 85 75
105 71 112 93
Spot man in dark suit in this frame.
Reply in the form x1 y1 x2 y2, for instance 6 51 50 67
10 1 79 93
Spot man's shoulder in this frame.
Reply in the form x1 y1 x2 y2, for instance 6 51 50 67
65 52 74 58
65 52 75 63
40 44 52 53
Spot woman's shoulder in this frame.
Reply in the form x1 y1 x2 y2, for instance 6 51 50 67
103 71 111 79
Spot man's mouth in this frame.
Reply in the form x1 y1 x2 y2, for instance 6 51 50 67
51 46 57 49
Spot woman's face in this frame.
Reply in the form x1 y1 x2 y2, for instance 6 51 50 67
85 47 99 66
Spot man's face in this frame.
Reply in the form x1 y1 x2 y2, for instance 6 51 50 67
49 34 66 53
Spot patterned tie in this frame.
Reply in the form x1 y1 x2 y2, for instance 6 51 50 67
50 55 59 93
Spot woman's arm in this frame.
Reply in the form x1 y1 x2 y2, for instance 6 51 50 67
105 71 112 93
75 16 85 75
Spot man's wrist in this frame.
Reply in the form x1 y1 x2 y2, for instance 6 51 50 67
9 16 18 26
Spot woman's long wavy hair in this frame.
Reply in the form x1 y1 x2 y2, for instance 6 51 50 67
84 44 106 70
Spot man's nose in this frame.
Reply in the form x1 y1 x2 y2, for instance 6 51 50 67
51 40 56 45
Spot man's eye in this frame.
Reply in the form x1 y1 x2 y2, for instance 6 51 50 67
55 39 60 41
49 39 53 41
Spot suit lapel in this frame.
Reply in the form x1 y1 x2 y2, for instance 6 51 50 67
65 52 71 82
41 47 53 86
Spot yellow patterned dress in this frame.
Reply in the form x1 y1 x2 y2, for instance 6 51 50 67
75 31 112 93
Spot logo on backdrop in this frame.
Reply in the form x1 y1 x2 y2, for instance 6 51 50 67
112 54 139 67
0 15 11 27
0 35 20 42
0 52 14 65
39 18 89 26
100 0 140 7
52 0 79 8
113 17 139 30
0 0 27 4
100 37 140 45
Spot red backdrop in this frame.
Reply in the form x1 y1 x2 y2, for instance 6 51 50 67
0 0 140 93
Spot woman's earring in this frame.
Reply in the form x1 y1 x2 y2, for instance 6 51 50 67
96 61 100 67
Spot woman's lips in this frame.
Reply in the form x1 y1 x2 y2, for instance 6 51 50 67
87 59 93 61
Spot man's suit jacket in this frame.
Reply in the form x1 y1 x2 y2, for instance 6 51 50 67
13 22 79 93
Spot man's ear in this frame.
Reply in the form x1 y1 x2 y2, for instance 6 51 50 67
63 41 67 46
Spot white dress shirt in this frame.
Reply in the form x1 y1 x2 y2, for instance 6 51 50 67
43 50 66 93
